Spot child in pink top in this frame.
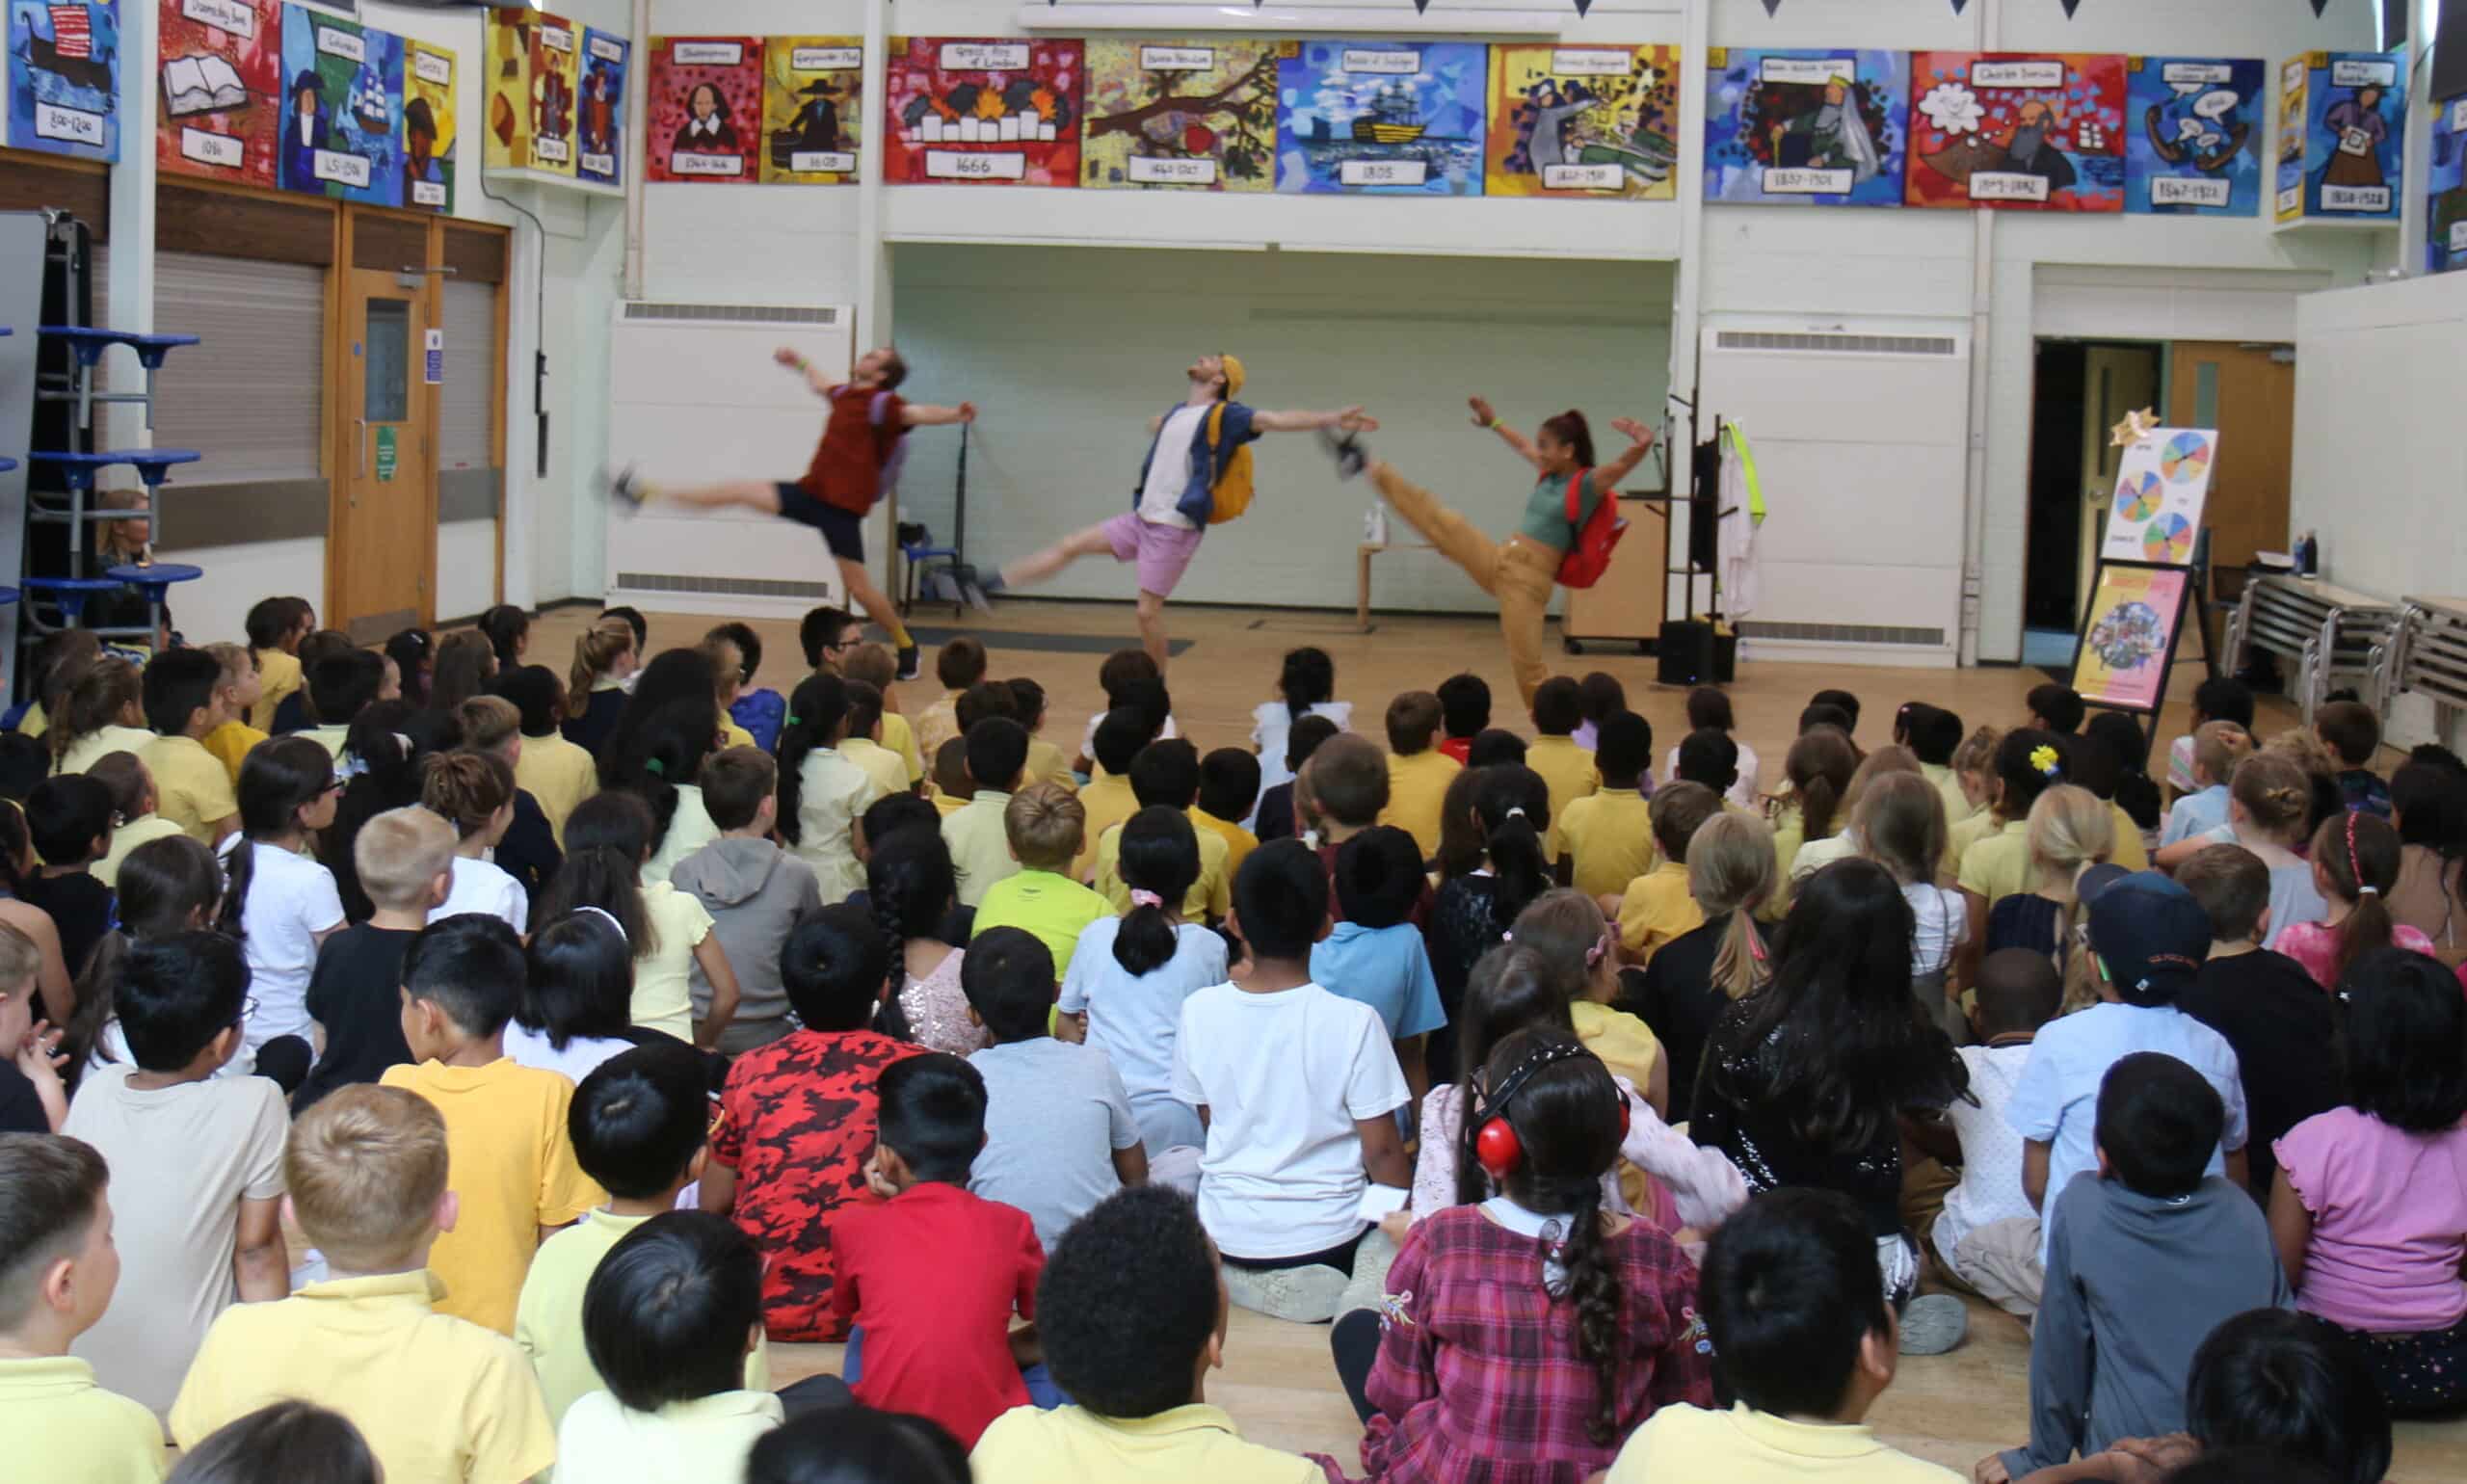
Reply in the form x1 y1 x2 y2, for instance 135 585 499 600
2270 947 2467 1416
2274 812 2437 991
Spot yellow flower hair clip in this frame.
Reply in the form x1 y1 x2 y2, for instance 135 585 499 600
2029 744 2062 779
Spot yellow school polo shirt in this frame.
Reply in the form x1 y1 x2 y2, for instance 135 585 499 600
882 710 925 783
2109 800 2149 873
1761 800 1810 923
842 736 911 801
200 719 267 786
719 719 756 752
58 725 157 779
1558 789 1655 902
516 1208 770 1426
515 732 599 849
971 1401 1330 1484
1921 762 1976 826
1071 773 1140 883
170 1269 558 1484
249 649 301 733
972 869 1111 975
555 1388 784 1483
0 1355 164 1483
1606 1402 1962 1484
380 1059 603 1336
1958 818 2036 908
13 700 45 738
1193 808 1259 882
943 789 1021 908
1025 736 1077 791
1524 735 1602 859
94 814 186 891
1381 749 1463 863
139 734 238 843
931 788 968 817
1615 860 1703 963
1095 817 1232 922
1572 999 1661 1093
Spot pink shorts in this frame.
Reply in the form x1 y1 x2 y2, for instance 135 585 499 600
1101 510 1207 598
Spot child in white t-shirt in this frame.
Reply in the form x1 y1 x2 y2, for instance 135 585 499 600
217 737 346 1081
1251 647 1353 806
1924 950 2060 1320
1170 840 1410 1323
421 752 528 934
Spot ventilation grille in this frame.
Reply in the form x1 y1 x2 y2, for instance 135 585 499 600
1712 331 1959 358
1736 621 1948 647
620 303 840 326
615 572 835 599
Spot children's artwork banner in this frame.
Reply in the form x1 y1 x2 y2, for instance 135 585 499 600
2101 426 2216 566
2074 564 2191 714
2124 56 2263 216
760 36 861 184
2277 50 2405 223
647 36 760 181
577 27 625 187
9 0 119 162
157 0 277 185
1277 40 1486 196
884 38 1081 187
402 39 453 212
1082 38 1275 191
1484 44 1677 200
279 5 401 206
2431 94 2467 275
1906 52 2125 212
1702 47 1906 207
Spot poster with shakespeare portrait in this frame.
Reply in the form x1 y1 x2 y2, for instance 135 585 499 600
884 37 1081 187
1702 47 1906 207
646 36 760 182
1905 51 2125 212
2431 94 2467 275
156 0 278 186
760 36 861 184
2101 426 2215 567
2124 56 2263 217
2074 564 2191 715
1082 39 1275 192
1485 43 1678 200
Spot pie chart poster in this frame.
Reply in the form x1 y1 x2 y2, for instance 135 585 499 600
2101 426 2215 567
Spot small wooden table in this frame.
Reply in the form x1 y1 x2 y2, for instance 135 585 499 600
1357 542 1435 631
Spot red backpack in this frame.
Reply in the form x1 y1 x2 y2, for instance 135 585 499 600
1554 468 1628 589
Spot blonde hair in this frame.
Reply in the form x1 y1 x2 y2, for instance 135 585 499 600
1004 782 1085 872
1506 889 1613 1001
1842 744 1921 816
2027 784 2114 885
700 635 744 704
1856 771 1948 888
52 657 142 764
419 752 515 839
839 642 897 691
1951 725 2004 782
2230 753 2314 843
2191 720 2253 789
286 1086 450 1270
455 695 520 755
354 806 458 911
1686 813 1775 999
565 618 635 721
0 921 40 993
201 642 256 690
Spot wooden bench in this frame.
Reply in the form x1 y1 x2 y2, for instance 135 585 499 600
1356 542 1435 632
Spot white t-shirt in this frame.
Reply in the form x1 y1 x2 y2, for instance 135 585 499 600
218 835 346 1048
1169 979 1412 1259
1904 882 1968 977
1664 738 1763 808
1061 918 1226 1145
1935 1042 2034 1263
1251 701 1355 802
503 1021 633 1085
1137 404 1210 530
434 855 529 935
1079 711 1180 769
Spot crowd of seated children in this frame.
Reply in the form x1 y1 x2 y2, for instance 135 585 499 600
1663 687 1760 809
1558 711 1653 902
1625 811 1774 1122
970 783 1108 976
2155 754 2328 949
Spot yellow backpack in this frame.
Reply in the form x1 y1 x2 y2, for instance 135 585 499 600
1204 404 1256 525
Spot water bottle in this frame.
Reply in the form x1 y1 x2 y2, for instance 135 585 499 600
1364 501 1390 548
2295 529 2319 577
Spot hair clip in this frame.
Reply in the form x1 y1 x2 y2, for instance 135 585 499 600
569 904 628 945
785 714 801 727
1128 888 1164 910
1504 807 1528 821
2029 744 2062 779
644 757 666 777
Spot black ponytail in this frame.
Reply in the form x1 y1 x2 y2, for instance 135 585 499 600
64 835 223 1076
323 701 427 921
602 699 714 859
535 792 658 955
775 674 851 848
223 738 336 941
1474 765 1552 928
1113 807 1201 976
1278 647 1335 726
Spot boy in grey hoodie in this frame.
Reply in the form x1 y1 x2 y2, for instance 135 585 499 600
673 748 823 1054
1987 1051 2291 1482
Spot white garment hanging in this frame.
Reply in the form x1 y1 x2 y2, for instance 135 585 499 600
1717 422 1766 620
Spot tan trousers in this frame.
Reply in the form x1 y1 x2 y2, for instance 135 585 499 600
1372 462 1561 707
1941 1213 2045 1320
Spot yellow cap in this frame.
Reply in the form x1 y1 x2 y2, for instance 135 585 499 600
1218 354 1245 400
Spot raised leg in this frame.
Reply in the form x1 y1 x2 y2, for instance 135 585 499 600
1369 463 1502 597
1495 543 1560 708
647 479 783 515
998 523 1117 589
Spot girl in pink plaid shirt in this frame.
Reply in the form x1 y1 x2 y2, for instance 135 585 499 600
1349 1029 1714 1483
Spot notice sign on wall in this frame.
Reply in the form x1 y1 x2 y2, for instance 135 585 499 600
376 425 398 482
424 328 442 384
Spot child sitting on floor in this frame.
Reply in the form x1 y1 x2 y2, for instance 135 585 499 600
19 775 118 982
1664 688 1760 809
1254 713 1340 844
1253 647 1351 808
541 790 739 1049
88 751 182 890
830 1052 1054 1448
971 783 1108 976
1574 673 1626 753
1984 784 2114 966
1348 1030 1714 1481
1096 742 1231 922
1313 826 1448 1105
778 673 884 901
1958 729 2069 920
1525 677 1601 861
1626 812 1773 1123
1516 889 1669 1116
500 665 599 849
420 753 528 935
1947 724 2009 866
2164 676 2256 805
1559 711 1654 902
1925 949 2059 1321
1436 673 1490 768
1897 702 1970 827
2028 683 2085 736
1194 749 1261 878
2315 700 2391 819
218 737 344 1094
915 638 988 762
671 748 821 1054
943 719 1028 909
1378 691 1459 865
138 648 239 844
2274 811 2434 990
2157 754 2329 952
1616 783 1718 967
837 680 912 801
2162 720 2253 847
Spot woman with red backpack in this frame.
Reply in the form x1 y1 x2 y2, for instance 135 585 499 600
1330 397 1656 707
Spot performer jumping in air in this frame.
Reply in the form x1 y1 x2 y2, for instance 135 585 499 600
610 345 975 680
975 353 1377 671
1330 395 1655 706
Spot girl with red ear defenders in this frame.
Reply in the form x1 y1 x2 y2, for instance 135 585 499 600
1346 1026 1715 1477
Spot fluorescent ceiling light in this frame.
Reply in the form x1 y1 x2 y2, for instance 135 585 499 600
1020 6 1564 36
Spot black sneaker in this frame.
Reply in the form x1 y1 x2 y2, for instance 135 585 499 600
607 464 646 509
1319 427 1368 482
896 644 921 681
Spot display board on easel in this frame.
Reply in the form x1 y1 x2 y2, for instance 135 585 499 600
2072 413 2216 732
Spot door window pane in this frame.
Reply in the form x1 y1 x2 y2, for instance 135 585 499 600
365 298 411 423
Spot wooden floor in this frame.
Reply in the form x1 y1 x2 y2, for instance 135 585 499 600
523 596 2461 1479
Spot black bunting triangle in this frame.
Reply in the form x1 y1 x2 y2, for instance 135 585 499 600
1416 0 1430 11
1950 0 1971 13
2060 0 2082 15
1573 0 1592 15
1762 0 1784 16
2310 0 2330 13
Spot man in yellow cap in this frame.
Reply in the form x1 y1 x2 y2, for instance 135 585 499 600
976 353 1376 672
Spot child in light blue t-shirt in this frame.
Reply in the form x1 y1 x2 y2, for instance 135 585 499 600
1312 826 1447 1107
2160 722 2250 847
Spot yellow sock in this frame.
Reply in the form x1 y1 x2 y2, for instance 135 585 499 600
885 618 914 648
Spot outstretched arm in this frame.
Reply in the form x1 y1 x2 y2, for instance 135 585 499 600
1251 406 1379 434
1469 395 1545 472
1592 417 1658 491
774 345 834 399
901 401 977 428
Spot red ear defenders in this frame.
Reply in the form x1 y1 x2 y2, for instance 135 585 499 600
1465 1041 1631 1182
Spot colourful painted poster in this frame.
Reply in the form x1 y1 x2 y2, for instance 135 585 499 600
279 5 401 205
760 36 861 184
1702 47 1905 207
2101 426 2216 566
1485 44 1677 199
577 26 626 187
646 36 760 181
1276 40 1485 196
156 0 277 186
9 0 119 161
402 39 453 211
2074 565 2189 713
1082 39 1274 191
2277 50 2406 223
2431 94 2467 274
1905 52 2126 212
2123 57 2263 216
883 38 1080 187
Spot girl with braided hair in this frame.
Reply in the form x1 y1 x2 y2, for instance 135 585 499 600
864 824 977 1055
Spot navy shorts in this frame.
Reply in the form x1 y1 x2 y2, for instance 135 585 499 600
775 483 865 562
